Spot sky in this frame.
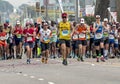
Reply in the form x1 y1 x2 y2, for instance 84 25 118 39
4 0 42 8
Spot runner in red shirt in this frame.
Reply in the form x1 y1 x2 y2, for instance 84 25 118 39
23 22 36 64
0 25 7 59
13 21 23 59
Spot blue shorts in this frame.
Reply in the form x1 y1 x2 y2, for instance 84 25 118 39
114 43 118 48
24 42 34 48
109 39 114 44
14 38 22 46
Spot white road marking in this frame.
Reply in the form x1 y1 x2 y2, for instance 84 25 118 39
91 64 95 66
1 69 5 71
16 73 21 75
30 76 35 78
36 60 40 62
6 70 9 72
38 78 44 81
48 82 55 84
23 74 28 77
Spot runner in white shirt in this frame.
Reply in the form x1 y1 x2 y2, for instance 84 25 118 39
39 22 52 64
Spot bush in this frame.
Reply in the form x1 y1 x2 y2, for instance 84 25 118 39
83 16 96 25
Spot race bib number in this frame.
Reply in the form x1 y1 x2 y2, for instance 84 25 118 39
109 34 114 39
73 34 78 39
6 33 9 39
17 34 21 38
90 33 94 38
0 36 6 40
62 30 69 36
79 33 85 38
52 30 56 36
27 37 32 41
9 38 13 43
95 33 102 39
104 32 109 37
43 37 50 43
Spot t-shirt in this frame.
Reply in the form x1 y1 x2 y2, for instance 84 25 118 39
39 29 52 43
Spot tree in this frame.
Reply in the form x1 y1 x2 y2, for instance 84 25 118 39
95 0 110 20
0 1 13 13
116 0 120 22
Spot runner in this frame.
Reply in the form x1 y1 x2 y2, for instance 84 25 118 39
40 22 52 64
72 21 78 58
76 18 87 62
114 25 119 58
58 13 74 65
0 25 7 60
109 24 115 58
3 23 10 59
90 23 95 58
93 15 105 62
23 22 36 64
13 21 23 59
50 21 57 59
86 24 90 58
103 18 110 60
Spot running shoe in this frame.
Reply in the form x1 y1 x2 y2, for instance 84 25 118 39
96 57 99 62
45 58 48 64
27 59 31 64
62 59 68 65
100 57 105 62
77 55 80 61
41 57 45 63
80 56 84 62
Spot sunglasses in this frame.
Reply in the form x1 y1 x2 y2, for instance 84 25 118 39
62 16 67 18
96 18 100 19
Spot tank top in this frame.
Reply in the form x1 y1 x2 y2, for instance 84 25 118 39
77 24 86 40
59 21 71 40
94 22 103 39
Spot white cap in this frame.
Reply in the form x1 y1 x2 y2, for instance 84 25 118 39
80 18 85 24
16 21 20 24
43 22 48 26
113 24 116 27
96 15 100 18
104 18 108 22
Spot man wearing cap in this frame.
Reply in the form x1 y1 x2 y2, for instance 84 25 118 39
13 21 23 59
58 13 74 65
93 15 105 62
75 18 87 61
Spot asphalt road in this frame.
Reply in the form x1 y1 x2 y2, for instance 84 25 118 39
0 58 120 84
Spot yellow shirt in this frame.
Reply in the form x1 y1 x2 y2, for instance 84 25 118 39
59 21 71 40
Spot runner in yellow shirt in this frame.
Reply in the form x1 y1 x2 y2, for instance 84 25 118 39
58 13 74 65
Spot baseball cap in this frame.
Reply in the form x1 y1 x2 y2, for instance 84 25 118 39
16 21 20 24
104 18 108 22
62 13 67 18
43 22 48 26
96 15 100 18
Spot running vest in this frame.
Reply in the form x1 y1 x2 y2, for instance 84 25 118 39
103 24 109 38
77 25 86 40
109 30 115 40
59 21 71 40
94 22 103 39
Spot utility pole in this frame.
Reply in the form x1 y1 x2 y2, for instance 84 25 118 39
45 0 48 21
75 0 79 22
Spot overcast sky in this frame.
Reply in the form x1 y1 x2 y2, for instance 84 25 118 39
4 0 42 7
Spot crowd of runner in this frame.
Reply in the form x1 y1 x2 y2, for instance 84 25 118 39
0 13 120 65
